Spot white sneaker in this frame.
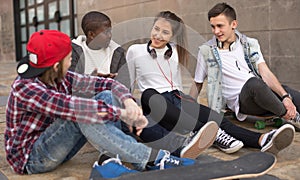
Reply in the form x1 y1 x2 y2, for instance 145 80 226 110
180 121 218 159
213 128 244 154
261 124 295 155
288 112 300 130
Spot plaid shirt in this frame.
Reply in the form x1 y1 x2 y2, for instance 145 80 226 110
5 71 133 174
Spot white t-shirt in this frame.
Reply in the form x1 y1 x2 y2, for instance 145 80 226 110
195 41 265 120
126 43 183 93
72 35 119 74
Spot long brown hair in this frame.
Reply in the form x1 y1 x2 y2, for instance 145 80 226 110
154 11 188 66
39 59 65 86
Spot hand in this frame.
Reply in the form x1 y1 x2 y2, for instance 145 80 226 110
120 99 148 136
107 73 118 78
90 68 117 78
282 98 297 120
97 73 117 78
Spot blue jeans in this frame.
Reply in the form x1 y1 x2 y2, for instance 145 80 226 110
25 91 151 174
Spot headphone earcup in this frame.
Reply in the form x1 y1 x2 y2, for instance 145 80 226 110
164 49 172 59
217 39 223 49
229 42 236 51
164 43 173 59
150 49 157 59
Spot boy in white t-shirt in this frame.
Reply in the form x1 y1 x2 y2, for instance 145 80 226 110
190 3 298 153
70 11 129 87
192 3 300 125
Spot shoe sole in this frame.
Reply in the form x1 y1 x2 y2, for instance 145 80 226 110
180 121 218 159
261 124 295 155
285 120 300 132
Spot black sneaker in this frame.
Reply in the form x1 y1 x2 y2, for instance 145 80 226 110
261 124 295 155
180 121 218 159
213 128 244 154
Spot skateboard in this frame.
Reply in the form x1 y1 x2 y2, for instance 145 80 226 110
248 115 300 132
224 109 300 132
90 152 277 180
254 117 283 130
0 170 8 180
224 109 283 130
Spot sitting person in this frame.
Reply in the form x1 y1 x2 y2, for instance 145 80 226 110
5 30 208 178
69 11 218 160
190 3 300 130
126 10 295 155
70 11 129 87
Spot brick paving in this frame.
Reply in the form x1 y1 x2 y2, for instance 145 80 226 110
0 61 299 179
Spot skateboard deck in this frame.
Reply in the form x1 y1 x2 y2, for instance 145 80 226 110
0 170 8 180
91 152 276 180
224 110 281 129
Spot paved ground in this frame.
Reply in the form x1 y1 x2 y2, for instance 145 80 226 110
0 61 299 179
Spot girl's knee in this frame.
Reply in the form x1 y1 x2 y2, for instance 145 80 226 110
141 88 158 102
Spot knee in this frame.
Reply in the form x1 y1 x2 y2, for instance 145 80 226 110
95 90 113 104
26 157 62 174
99 90 112 96
141 89 161 115
141 88 159 102
244 77 267 90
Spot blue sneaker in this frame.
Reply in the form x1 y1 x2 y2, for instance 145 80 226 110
153 150 195 170
89 155 138 179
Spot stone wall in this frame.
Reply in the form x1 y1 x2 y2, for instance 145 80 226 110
75 0 300 90
0 0 299 89
0 1 15 62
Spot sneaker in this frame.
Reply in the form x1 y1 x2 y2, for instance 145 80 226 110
289 112 300 129
89 155 138 179
153 150 195 170
180 121 218 159
97 154 111 165
261 124 295 155
213 128 244 154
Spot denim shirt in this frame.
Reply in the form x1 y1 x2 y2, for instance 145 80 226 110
199 30 261 114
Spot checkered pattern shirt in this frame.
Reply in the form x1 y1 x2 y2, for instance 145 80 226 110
5 71 133 174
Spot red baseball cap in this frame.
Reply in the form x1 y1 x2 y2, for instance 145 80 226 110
17 30 72 78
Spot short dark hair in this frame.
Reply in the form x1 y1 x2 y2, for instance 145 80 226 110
208 3 236 22
81 11 111 35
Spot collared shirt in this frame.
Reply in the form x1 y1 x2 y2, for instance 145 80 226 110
194 31 263 120
5 71 132 174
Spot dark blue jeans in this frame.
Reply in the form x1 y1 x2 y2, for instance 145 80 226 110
140 88 262 148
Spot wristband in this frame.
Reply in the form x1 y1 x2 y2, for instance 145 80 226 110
282 93 292 101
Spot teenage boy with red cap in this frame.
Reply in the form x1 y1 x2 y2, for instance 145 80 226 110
5 30 218 178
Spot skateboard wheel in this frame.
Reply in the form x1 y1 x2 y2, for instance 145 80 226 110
255 120 266 130
273 118 283 127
